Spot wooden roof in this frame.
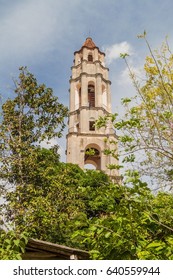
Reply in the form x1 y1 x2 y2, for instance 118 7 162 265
23 238 90 260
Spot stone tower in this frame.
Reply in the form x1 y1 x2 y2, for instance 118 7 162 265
66 37 118 178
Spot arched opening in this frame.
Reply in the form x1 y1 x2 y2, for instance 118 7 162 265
88 83 95 107
88 53 93 62
84 144 101 170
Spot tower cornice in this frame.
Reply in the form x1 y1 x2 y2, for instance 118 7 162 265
74 46 105 56
71 59 109 71
68 106 111 116
69 73 111 85
66 132 117 138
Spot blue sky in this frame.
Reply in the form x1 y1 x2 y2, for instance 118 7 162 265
1 0 173 161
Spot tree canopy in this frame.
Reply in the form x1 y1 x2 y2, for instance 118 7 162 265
122 34 173 188
2 148 173 260
0 66 68 186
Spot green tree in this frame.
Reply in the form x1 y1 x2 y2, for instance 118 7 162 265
0 66 68 186
120 34 173 188
4 147 111 246
98 33 173 189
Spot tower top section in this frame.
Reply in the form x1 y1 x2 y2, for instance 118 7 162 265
75 37 105 55
67 37 119 179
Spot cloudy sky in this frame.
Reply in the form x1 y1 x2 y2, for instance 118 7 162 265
1 0 173 161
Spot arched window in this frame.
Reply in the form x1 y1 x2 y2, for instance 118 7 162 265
89 121 95 131
84 144 101 170
88 54 93 62
88 84 95 107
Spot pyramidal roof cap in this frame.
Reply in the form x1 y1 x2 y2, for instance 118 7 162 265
82 37 96 49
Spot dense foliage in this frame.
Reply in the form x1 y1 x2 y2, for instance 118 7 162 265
0 66 68 185
2 149 173 260
0 230 28 260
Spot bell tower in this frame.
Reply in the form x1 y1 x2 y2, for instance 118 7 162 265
66 37 118 178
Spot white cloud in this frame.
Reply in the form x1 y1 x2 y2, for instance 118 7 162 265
104 42 133 65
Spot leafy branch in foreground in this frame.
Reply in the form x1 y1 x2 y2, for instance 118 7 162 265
0 230 28 260
97 33 173 189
